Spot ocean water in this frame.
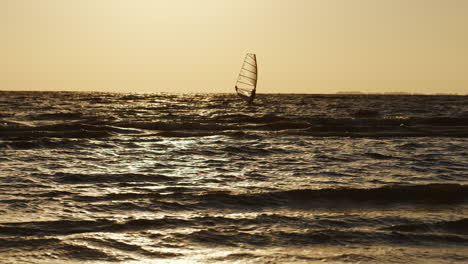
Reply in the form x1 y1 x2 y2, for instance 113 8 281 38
0 91 467 263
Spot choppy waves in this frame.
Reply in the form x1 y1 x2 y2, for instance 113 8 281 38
1 92 467 140
1 208 467 262
2 116 468 139
1 92 468 263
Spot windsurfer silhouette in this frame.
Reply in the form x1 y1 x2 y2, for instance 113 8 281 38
235 85 255 104
248 89 255 104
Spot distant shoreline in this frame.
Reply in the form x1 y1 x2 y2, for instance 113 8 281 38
335 91 464 96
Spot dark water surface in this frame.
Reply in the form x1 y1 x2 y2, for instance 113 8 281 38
1 92 467 263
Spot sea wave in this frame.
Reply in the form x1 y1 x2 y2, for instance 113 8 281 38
2 115 467 139
195 184 468 208
385 218 468 235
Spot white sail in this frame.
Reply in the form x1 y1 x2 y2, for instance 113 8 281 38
235 53 257 104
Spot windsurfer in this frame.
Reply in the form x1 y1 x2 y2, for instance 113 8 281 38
248 90 255 104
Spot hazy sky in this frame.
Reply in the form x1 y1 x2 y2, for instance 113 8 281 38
2 0 468 94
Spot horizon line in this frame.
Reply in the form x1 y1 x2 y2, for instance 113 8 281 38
0 90 466 96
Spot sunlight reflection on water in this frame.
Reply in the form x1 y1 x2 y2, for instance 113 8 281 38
1 92 467 263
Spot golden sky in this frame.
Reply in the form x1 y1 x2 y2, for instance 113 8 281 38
2 0 468 94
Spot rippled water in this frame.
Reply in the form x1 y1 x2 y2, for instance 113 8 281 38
1 91 467 263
